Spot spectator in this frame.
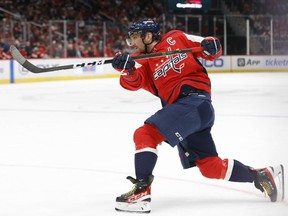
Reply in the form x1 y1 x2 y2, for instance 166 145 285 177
67 42 77 57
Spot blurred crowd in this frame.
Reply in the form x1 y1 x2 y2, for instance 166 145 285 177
225 0 288 39
227 0 288 15
0 0 162 59
1 0 287 59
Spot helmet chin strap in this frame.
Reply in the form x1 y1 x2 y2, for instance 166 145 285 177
141 34 154 53
144 43 149 54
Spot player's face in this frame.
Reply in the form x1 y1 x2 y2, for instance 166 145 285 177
127 33 145 53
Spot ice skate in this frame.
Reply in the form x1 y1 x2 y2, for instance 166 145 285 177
115 175 154 213
254 165 285 202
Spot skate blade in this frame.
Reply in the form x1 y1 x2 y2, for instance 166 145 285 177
272 164 285 201
115 201 151 213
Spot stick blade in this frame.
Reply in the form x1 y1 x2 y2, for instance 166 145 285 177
9 45 41 73
10 45 26 65
9 45 73 73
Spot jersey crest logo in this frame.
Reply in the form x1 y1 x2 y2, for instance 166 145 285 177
153 48 187 80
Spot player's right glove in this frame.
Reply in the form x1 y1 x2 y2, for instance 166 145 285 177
201 37 221 57
112 52 136 75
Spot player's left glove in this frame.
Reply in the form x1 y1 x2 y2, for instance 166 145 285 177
201 37 221 57
112 52 136 75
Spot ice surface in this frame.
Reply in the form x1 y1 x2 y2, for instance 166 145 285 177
0 72 288 216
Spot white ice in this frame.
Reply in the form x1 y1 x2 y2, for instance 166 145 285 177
0 72 288 216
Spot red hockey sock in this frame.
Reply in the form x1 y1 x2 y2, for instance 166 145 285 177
196 157 255 182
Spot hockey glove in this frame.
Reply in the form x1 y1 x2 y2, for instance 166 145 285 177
201 37 221 57
112 52 136 75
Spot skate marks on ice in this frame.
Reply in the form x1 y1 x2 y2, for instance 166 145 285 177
0 162 287 216
0 73 288 216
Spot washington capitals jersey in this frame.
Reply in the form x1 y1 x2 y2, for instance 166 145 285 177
120 30 222 104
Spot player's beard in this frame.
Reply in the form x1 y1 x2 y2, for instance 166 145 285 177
132 46 143 54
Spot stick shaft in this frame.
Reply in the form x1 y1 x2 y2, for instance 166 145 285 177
10 45 203 73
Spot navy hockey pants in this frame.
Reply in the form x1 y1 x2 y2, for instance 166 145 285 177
145 92 218 169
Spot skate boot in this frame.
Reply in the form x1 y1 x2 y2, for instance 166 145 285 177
115 175 154 213
254 165 285 202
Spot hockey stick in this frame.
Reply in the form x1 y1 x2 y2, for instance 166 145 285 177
10 45 203 73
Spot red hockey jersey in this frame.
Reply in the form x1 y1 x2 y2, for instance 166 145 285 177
120 30 222 104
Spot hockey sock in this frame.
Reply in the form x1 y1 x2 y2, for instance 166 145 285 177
225 159 256 182
135 148 158 180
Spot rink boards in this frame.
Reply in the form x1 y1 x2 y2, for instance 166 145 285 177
1 55 288 84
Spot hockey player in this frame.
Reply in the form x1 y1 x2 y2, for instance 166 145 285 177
111 18 284 213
